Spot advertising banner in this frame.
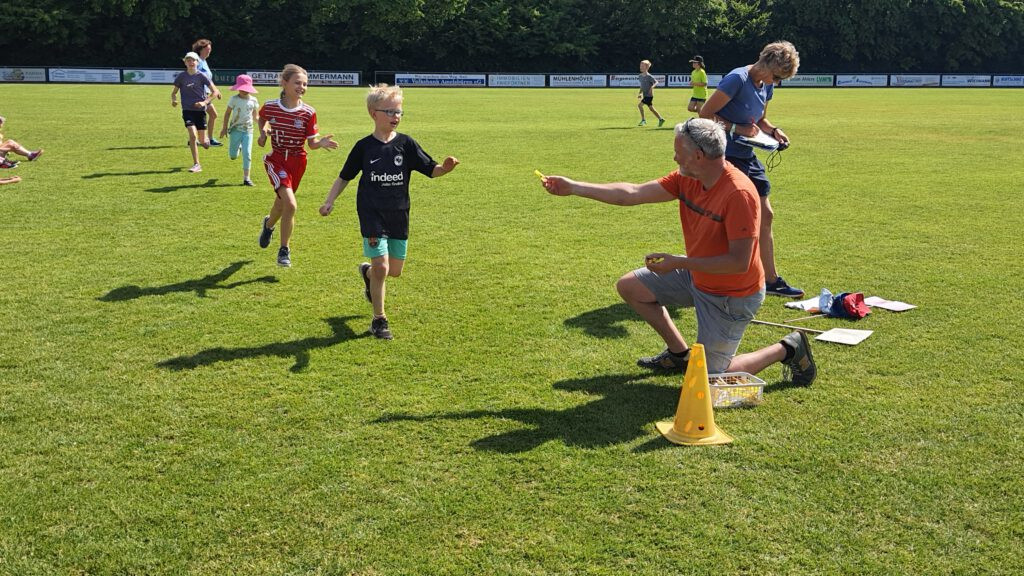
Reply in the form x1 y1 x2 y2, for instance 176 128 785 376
889 74 941 87
993 75 1024 87
488 74 546 87
667 74 723 88
0 67 47 82
247 71 282 85
941 75 991 87
306 71 360 86
608 74 666 87
836 75 888 87
783 74 834 87
549 74 606 87
48 68 121 83
213 69 246 85
395 73 486 86
122 69 183 84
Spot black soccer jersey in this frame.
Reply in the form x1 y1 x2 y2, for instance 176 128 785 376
340 133 437 240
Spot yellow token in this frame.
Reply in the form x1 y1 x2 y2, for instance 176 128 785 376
534 169 546 179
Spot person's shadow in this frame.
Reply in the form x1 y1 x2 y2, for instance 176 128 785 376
145 178 235 193
99 260 278 301
375 373 681 453
82 167 185 179
157 316 366 373
564 302 682 339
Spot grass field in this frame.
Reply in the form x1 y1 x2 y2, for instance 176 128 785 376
1 84 1022 574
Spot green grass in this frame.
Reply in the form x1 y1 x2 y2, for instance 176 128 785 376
1 84 1022 574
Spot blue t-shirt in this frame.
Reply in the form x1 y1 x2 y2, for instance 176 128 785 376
716 66 773 159
196 58 213 95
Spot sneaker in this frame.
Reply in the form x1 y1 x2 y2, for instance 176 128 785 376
637 348 689 372
277 246 291 268
781 331 816 386
370 316 393 340
638 120 647 126
209 139 223 147
0 158 18 169
27 149 43 161
657 118 665 127
358 262 372 303
243 179 255 187
765 276 805 298
188 163 202 173
200 140 210 150
258 216 274 248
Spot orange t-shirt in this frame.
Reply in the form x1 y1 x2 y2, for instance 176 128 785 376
657 164 764 297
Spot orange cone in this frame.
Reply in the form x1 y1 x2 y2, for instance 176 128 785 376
656 344 733 445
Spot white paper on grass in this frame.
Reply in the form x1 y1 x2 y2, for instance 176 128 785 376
864 296 917 312
784 296 820 311
815 328 873 345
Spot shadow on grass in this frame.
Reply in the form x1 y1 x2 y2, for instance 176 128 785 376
375 373 681 453
82 167 185 179
99 260 278 301
158 316 367 373
565 302 681 339
145 178 235 193
106 145 180 151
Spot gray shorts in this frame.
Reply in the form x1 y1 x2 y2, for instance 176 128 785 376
633 267 765 373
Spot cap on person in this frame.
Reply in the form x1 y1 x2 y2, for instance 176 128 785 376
230 74 259 94
689 55 704 64
182 51 201 62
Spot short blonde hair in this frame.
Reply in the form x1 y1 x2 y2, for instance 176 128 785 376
758 41 800 79
367 83 403 108
640 59 652 69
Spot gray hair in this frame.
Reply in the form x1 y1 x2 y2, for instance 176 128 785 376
675 118 726 158
759 41 800 79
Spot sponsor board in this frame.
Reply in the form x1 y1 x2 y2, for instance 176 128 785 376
667 74 723 88
782 74 835 87
889 74 941 87
942 75 991 87
993 75 1024 87
247 71 283 85
488 74 546 87
306 71 360 86
395 73 486 86
122 69 183 84
836 74 888 87
608 74 666 87
549 74 606 87
0 67 47 83
48 68 121 83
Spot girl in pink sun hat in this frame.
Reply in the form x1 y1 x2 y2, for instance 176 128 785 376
220 74 260 185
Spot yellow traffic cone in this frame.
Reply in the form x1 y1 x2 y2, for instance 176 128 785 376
656 343 733 445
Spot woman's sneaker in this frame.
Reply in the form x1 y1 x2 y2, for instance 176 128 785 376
637 348 690 372
765 276 804 298
370 316 393 340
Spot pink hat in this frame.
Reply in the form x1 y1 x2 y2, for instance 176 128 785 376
231 74 258 94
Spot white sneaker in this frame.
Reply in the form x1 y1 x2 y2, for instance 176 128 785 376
189 163 202 173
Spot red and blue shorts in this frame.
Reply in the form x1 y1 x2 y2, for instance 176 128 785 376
263 150 308 195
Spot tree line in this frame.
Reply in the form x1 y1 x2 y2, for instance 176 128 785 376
3 0 1022 75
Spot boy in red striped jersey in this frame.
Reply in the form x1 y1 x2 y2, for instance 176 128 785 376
257 64 339 267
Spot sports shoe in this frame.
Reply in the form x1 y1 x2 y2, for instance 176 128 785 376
657 118 665 127
27 149 43 161
637 348 690 372
243 179 255 187
188 163 202 173
277 246 291 267
370 316 393 340
258 216 274 248
0 158 18 169
209 138 223 147
638 120 647 126
765 276 805 298
358 262 372 303
781 331 816 386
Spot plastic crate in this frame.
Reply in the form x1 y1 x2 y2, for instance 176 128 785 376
709 372 766 408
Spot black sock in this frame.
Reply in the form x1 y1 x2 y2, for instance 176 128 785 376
780 340 796 362
671 348 690 360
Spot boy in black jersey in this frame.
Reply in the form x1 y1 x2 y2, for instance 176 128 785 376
320 84 459 340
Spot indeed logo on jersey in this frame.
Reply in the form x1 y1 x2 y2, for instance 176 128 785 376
369 171 405 184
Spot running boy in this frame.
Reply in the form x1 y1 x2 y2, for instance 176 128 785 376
171 51 220 173
220 74 259 186
257 64 338 267
319 84 459 340
637 60 665 127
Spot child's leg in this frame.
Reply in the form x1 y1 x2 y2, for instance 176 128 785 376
241 131 253 179
228 129 242 160
197 129 209 149
369 255 389 318
206 104 218 140
274 187 297 247
637 100 645 120
0 140 30 157
186 126 199 164
648 104 664 121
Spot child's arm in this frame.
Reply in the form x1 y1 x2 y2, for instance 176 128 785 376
171 86 179 107
210 82 222 101
220 106 233 138
319 177 350 216
309 133 339 151
257 117 269 147
431 156 460 178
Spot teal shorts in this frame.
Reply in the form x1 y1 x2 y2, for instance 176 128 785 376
363 236 408 260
